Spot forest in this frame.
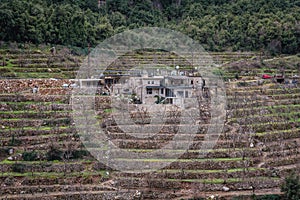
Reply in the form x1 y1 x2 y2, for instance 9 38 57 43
0 0 299 54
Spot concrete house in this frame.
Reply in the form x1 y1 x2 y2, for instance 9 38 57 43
114 72 204 106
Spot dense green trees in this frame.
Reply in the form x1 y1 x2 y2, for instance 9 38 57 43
281 172 300 200
0 0 299 54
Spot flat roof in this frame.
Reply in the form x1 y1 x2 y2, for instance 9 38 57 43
166 76 190 80
142 76 164 80
165 86 193 89
146 86 164 89
72 79 101 81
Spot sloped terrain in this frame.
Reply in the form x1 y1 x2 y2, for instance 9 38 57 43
0 48 299 199
0 47 82 79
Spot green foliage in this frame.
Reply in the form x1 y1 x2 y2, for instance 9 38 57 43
249 194 281 200
186 198 205 200
212 68 225 77
12 163 26 173
0 0 299 54
46 146 63 161
231 194 281 200
71 149 90 159
281 172 300 200
22 151 38 161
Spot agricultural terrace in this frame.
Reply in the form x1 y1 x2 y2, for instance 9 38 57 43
0 47 299 199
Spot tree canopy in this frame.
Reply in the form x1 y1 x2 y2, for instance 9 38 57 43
0 0 299 54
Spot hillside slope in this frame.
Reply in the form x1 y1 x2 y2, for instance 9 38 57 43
0 49 299 199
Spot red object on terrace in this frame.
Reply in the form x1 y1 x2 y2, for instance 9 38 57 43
262 74 272 79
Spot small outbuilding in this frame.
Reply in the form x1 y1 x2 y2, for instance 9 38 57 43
262 74 272 79
274 74 284 84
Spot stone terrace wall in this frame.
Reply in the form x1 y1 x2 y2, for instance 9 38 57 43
0 79 73 94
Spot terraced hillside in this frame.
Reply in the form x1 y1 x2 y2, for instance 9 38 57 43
0 46 259 79
0 47 82 79
0 48 299 199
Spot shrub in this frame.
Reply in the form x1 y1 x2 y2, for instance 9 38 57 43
46 146 63 161
72 149 90 159
281 172 300 200
12 163 26 173
237 81 248 87
251 194 281 200
0 68 11 73
22 151 38 161
232 195 281 200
